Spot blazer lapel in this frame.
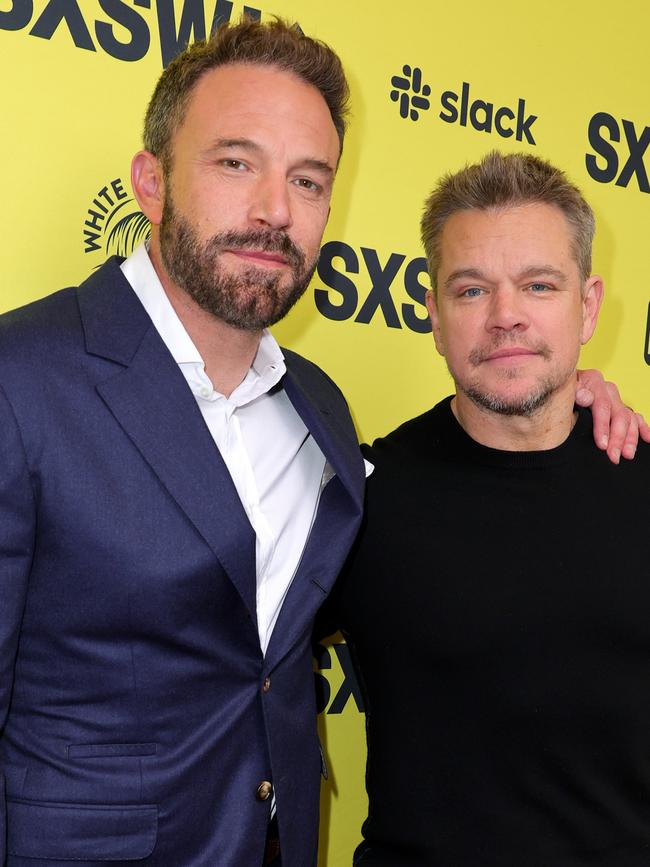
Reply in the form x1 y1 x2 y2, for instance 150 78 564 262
264 358 365 669
282 362 365 507
77 259 257 622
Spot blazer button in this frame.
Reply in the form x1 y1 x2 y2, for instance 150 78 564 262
262 677 271 693
256 781 273 801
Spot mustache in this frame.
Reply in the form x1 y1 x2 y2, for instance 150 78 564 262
468 336 552 366
205 229 306 269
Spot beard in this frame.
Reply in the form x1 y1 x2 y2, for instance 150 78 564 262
462 377 559 417
158 195 318 331
450 336 576 418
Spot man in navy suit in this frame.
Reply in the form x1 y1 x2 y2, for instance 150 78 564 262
0 17 642 867
0 19 366 867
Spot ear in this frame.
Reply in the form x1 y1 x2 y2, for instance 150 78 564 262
425 289 446 356
580 275 605 345
131 151 165 226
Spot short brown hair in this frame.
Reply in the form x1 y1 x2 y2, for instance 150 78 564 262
143 17 350 173
421 151 596 290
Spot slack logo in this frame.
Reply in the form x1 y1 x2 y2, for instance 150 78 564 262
440 82 538 144
389 66 538 144
585 112 650 194
390 64 431 121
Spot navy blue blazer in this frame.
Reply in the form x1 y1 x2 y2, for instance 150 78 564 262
0 259 365 866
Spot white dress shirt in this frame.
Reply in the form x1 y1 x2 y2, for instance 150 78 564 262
121 243 326 654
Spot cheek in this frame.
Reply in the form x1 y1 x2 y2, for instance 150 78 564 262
440 313 479 352
293 199 330 247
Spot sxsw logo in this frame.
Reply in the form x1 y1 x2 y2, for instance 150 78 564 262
313 641 364 715
0 0 263 67
388 64 538 144
585 112 650 194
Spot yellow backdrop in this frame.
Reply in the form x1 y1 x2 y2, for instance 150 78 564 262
2 1 648 863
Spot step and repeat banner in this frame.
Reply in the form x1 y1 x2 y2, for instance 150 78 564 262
2 0 648 863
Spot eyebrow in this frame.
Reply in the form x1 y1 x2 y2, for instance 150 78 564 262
443 265 568 291
207 138 335 176
209 137 262 153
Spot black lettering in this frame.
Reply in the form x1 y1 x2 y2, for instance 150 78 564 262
585 112 620 183
111 178 128 201
354 248 403 328
95 0 149 62
30 0 95 50
645 302 650 365
83 229 102 253
85 209 106 232
208 0 231 32
494 105 514 137
439 89 458 123
515 98 537 144
207 0 260 37
313 642 331 715
157 0 205 67
314 241 359 322
328 643 365 714
402 257 432 334
0 0 32 31
97 186 115 207
242 5 261 21
469 99 493 133
459 81 470 127
616 120 650 193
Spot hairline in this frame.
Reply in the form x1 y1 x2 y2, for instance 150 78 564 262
157 59 344 176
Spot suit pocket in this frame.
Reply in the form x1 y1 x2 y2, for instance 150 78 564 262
7 799 157 860
68 742 157 758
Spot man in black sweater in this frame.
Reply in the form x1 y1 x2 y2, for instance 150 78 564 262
335 152 650 866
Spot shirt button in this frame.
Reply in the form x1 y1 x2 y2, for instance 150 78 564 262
262 677 271 693
199 386 211 398
256 781 273 801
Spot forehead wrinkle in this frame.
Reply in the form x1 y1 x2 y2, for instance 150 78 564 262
443 268 488 290
206 137 263 153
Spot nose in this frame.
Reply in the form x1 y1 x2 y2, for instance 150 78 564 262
247 172 292 231
485 286 529 333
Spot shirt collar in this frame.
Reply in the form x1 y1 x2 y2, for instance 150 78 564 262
120 242 286 403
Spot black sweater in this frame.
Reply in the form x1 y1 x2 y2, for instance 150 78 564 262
337 398 650 867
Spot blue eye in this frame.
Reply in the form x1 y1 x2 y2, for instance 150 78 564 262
530 282 549 292
463 286 483 298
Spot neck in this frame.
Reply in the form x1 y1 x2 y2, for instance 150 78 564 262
148 238 261 398
452 377 578 451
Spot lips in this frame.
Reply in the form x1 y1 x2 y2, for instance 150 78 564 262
485 347 538 361
226 249 289 267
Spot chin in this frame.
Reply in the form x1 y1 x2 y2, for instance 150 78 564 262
464 383 555 418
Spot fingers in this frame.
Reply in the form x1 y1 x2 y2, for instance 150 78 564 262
608 408 635 464
574 386 594 407
589 395 613 455
576 369 647 462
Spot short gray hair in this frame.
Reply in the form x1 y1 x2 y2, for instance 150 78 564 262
421 151 596 290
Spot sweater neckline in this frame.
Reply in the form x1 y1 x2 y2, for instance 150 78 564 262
437 395 594 469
